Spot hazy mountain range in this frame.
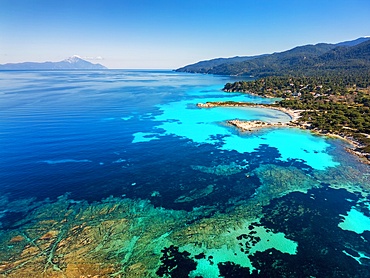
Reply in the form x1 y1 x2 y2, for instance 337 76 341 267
0 56 107 70
176 37 370 77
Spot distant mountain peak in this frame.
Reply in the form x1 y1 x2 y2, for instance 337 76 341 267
63 55 83 63
0 56 107 70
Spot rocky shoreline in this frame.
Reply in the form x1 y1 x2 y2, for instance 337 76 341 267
197 101 370 164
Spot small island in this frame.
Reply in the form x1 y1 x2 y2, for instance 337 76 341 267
199 74 370 163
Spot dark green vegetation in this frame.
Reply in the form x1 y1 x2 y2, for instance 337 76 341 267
176 37 370 77
175 54 268 74
223 74 370 157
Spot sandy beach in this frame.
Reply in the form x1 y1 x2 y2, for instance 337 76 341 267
197 102 301 122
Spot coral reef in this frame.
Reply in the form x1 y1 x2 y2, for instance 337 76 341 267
175 184 214 203
0 154 369 277
252 164 319 201
0 190 296 277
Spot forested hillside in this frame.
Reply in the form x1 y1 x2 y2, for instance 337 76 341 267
176 38 370 77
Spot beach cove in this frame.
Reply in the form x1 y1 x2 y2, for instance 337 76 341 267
197 100 370 165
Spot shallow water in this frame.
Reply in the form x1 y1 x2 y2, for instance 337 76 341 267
0 70 369 277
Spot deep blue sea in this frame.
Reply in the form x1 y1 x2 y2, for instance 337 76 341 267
0 70 370 277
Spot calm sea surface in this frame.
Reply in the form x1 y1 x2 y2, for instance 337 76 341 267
0 70 369 277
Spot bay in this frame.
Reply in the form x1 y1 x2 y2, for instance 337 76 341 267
0 70 369 277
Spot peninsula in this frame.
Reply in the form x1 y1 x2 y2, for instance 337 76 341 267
198 74 370 163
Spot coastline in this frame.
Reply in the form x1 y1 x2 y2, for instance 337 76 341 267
197 102 370 164
197 102 301 122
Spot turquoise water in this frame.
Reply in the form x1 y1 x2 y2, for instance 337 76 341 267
134 85 338 170
339 207 370 234
0 70 369 277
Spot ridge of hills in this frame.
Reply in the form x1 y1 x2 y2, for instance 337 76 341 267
176 37 370 77
0 55 107 70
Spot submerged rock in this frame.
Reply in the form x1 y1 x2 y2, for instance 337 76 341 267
175 184 214 203
191 162 245 176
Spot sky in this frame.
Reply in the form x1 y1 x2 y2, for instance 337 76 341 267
1 0 370 69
